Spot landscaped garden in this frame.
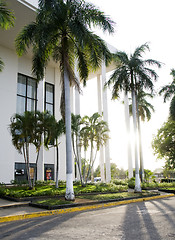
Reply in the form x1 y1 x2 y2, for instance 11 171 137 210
0 178 174 209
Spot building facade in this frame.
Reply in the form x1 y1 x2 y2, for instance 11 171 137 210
0 0 116 184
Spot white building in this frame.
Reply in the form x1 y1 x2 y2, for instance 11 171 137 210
0 0 116 184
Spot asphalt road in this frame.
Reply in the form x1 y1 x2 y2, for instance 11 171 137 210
0 197 175 240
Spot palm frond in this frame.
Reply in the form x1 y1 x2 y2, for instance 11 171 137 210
133 42 150 59
0 0 15 29
15 23 37 56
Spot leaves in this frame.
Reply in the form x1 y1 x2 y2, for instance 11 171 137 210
106 43 162 98
15 0 114 117
0 0 15 30
152 119 175 169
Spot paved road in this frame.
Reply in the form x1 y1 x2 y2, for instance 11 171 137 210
0 197 175 240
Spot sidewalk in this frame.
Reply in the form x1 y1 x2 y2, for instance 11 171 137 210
0 192 174 223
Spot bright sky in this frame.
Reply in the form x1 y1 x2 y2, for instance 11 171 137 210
80 0 175 171
27 0 175 171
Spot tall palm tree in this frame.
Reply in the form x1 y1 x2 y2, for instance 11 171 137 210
129 91 155 181
159 69 175 102
15 0 114 200
106 43 161 192
0 0 14 71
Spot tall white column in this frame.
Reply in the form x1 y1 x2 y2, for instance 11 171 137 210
74 62 81 180
102 60 111 182
37 78 45 181
97 74 105 182
124 92 133 179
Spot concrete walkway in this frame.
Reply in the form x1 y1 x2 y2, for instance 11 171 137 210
0 192 174 223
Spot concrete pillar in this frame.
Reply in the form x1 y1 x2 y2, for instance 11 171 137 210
102 60 111 182
97 74 105 182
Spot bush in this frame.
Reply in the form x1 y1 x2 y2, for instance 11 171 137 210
160 178 175 183
128 177 135 189
112 179 128 186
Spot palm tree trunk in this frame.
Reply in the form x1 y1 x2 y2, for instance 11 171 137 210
72 134 83 185
137 116 144 181
64 65 75 201
124 92 133 179
32 149 40 188
131 89 141 192
26 142 32 189
135 93 144 182
90 143 94 182
55 145 59 189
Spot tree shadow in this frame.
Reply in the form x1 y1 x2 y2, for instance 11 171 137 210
151 198 175 228
122 201 161 240
0 211 80 240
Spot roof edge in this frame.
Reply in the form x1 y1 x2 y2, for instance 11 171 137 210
17 0 37 11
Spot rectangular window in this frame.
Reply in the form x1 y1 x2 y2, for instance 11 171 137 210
45 82 54 115
17 73 37 114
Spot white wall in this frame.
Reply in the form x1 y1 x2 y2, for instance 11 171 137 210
0 46 18 183
0 42 75 183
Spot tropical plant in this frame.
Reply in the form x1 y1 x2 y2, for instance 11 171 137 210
152 119 175 170
15 0 114 200
9 111 59 188
44 117 65 188
159 69 175 102
71 114 83 185
106 43 161 192
71 113 109 185
80 112 109 184
159 69 175 120
0 0 14 71
129 91 155 181
9 111 38 188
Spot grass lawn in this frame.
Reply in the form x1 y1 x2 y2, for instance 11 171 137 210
33 191 160 207
0 182 128 198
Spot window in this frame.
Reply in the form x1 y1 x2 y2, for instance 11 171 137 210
15 162 36 183
17 74 37 114
45 82 54 115
44 164 54 181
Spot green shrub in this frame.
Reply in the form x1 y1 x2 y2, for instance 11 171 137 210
128 177 135 188
112 179 128 186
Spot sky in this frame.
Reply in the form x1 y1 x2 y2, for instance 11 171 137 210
27 0 175 171
80 0 175 171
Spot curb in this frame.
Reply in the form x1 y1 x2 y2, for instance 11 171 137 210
0 193 174 223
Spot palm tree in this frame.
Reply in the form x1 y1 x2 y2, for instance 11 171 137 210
159 69 175 121
159 69 175 102
106 43 161 192
80 112 109 184
0 0 14 71
44 116 65 188
9 111 37 188
71 113 84 185
170 95 175 120
15 0 114 200
129 91 155 181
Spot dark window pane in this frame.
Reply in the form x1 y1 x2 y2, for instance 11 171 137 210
17 74 37 113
